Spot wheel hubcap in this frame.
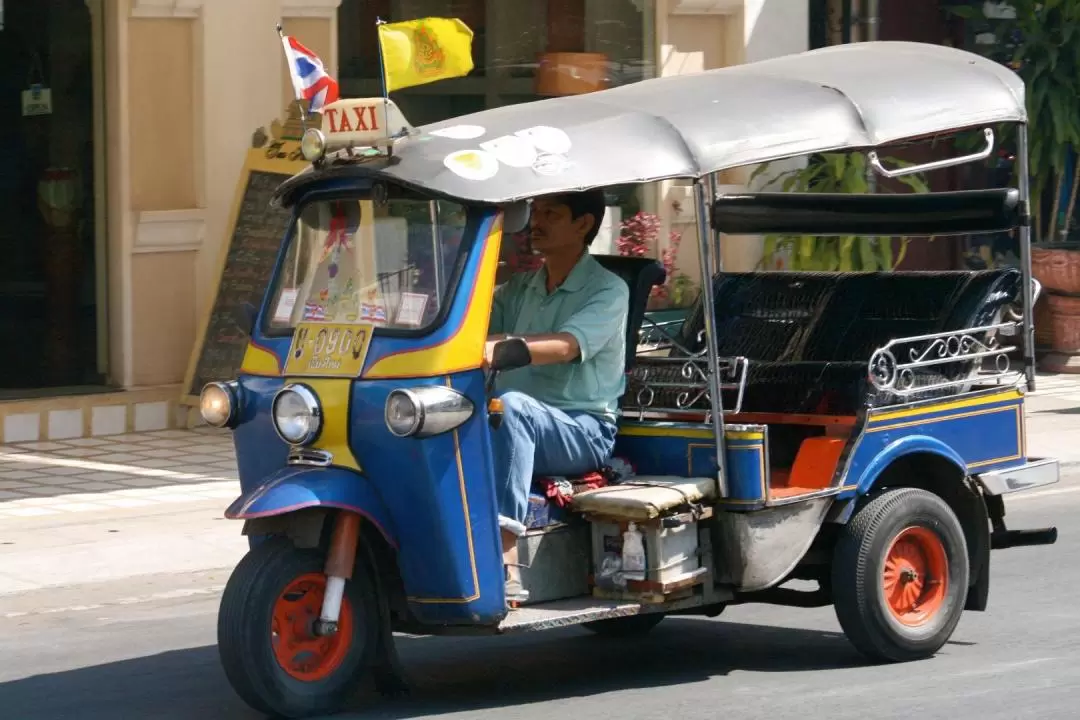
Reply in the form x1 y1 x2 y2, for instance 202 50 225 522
271 573 353 681
882 526 948 627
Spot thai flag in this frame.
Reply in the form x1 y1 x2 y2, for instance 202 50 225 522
280 33 339 113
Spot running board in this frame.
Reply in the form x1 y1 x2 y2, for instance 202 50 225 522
497 595 706 633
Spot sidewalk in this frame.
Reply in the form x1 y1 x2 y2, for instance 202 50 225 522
1 373 1079 603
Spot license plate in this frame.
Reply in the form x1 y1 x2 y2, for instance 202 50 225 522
284 322 373 377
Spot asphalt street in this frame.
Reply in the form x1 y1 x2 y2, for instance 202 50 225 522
1 480 1077 720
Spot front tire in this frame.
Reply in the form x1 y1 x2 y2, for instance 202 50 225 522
218 537 378 718
832 487 969 663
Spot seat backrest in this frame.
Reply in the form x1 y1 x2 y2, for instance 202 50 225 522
592 254 666 372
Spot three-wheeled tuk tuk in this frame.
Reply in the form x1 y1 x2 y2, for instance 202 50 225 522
201 41 1059 718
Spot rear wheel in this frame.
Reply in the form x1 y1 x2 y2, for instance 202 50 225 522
832 487 969 663
218 537 378 718
582 613 665 637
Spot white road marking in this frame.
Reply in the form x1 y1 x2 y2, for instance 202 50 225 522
2 585 225 619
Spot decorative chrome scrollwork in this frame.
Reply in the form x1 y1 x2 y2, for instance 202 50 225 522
868 322 1021 397
623 353 748 419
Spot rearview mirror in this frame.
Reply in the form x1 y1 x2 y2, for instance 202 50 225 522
502 201 531 235
233 302 257 336
491 337 532 372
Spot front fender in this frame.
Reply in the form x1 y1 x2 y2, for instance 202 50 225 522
225 465 397 548
855 434 967 495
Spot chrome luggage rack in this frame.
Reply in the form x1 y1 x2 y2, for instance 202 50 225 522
868 322 1024 400
626 320 749 420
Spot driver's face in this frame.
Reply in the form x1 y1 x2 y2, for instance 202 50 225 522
529 197 592 255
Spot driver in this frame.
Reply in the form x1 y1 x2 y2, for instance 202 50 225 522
485 189 630 605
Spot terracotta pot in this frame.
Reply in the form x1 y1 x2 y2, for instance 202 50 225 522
1045 292 1080 352
535 52 609 96
1032 242 1080 294
1034 293 1053 348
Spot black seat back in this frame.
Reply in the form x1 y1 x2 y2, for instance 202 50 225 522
593 254 666 372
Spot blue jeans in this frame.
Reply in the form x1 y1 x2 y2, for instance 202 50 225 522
491 390 617 537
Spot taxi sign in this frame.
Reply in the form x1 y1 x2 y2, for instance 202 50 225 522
284 321 374 377
319 98 413 153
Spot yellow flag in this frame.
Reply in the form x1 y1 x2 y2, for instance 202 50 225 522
377 17 474 92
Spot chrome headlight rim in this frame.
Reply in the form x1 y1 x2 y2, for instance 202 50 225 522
200 380 239 429
300 127 327 162
385 389 423 438
272 383 323 446
385 386 474 439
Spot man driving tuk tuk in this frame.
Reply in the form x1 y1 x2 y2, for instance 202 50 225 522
484 189 629 603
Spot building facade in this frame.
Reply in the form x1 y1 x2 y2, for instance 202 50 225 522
0 0 807 441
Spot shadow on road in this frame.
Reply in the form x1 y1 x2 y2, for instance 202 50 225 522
0 617 874 719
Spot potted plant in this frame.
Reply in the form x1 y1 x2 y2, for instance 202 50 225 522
748 152 930 270
616 211 690 310
944 0 1080 370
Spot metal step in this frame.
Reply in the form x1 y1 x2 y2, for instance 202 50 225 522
497 594 705 634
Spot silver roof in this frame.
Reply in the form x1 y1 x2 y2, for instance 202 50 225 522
276 41 1025 206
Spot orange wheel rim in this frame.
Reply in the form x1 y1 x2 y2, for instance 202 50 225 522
271 573 353 681
882 526 949 627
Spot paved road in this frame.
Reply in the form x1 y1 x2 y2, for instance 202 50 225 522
1 483 1077 720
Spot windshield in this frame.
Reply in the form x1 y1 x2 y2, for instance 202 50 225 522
266 195 470 333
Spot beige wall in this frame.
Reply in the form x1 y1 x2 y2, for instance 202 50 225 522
105 0 342 389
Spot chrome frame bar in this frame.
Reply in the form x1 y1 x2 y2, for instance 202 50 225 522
1017 125 1037 391
869 128 994 179
694 180 728 498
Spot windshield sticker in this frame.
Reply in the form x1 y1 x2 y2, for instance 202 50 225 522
273 288 299 324
360 302 388 324
303 302 327 321
515 126 571 156
396 292 430 327
430 125 486 140
444 149 499 181
479 135 538 168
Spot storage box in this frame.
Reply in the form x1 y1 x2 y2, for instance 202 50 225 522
517 522 591 604
590 516 703 595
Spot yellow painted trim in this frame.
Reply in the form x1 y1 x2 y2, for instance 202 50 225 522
406 377 481 604
619 424 757 441
867 405 1017 434
869 389 1022 423
240 342 282 376
292 377 360 471
364 215 504 379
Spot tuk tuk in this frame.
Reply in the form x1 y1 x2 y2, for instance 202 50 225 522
201 40 1059 719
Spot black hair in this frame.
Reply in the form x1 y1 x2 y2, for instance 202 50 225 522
548 189 607 246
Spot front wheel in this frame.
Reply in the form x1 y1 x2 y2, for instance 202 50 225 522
832 487 970 663
218 537 378 718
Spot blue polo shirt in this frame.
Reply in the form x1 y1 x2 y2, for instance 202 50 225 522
489 253 629 424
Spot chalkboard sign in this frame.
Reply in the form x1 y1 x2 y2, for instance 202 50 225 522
182 146 309 403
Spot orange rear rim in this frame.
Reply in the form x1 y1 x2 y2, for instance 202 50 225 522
882 526 949 627
271 573 354 681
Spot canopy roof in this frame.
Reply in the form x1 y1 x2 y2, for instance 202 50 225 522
275 41 1025 207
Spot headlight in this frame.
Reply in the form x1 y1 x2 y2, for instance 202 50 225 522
272 384 322 445
200 381 238 428
385 386 474 438
301 128 326 162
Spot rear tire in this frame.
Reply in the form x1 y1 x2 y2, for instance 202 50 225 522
218 537 378 718
582 613 665 637
832 487 969 663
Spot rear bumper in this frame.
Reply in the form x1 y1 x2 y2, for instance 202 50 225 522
974 457 1059 496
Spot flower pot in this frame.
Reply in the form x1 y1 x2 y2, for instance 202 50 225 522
1045 293 1080 352
535 52 609 96
1032 242 1080 294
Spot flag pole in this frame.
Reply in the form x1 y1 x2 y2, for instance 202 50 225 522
277 23 308 132
375 17 390 102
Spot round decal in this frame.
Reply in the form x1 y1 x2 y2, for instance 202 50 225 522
515 126 572 156
480 135 539 168
532 153 572 176
444 149 500 181
430 124 487 140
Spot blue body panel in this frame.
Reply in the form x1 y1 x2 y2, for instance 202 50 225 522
840 390 1026 497
613 423 769 508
